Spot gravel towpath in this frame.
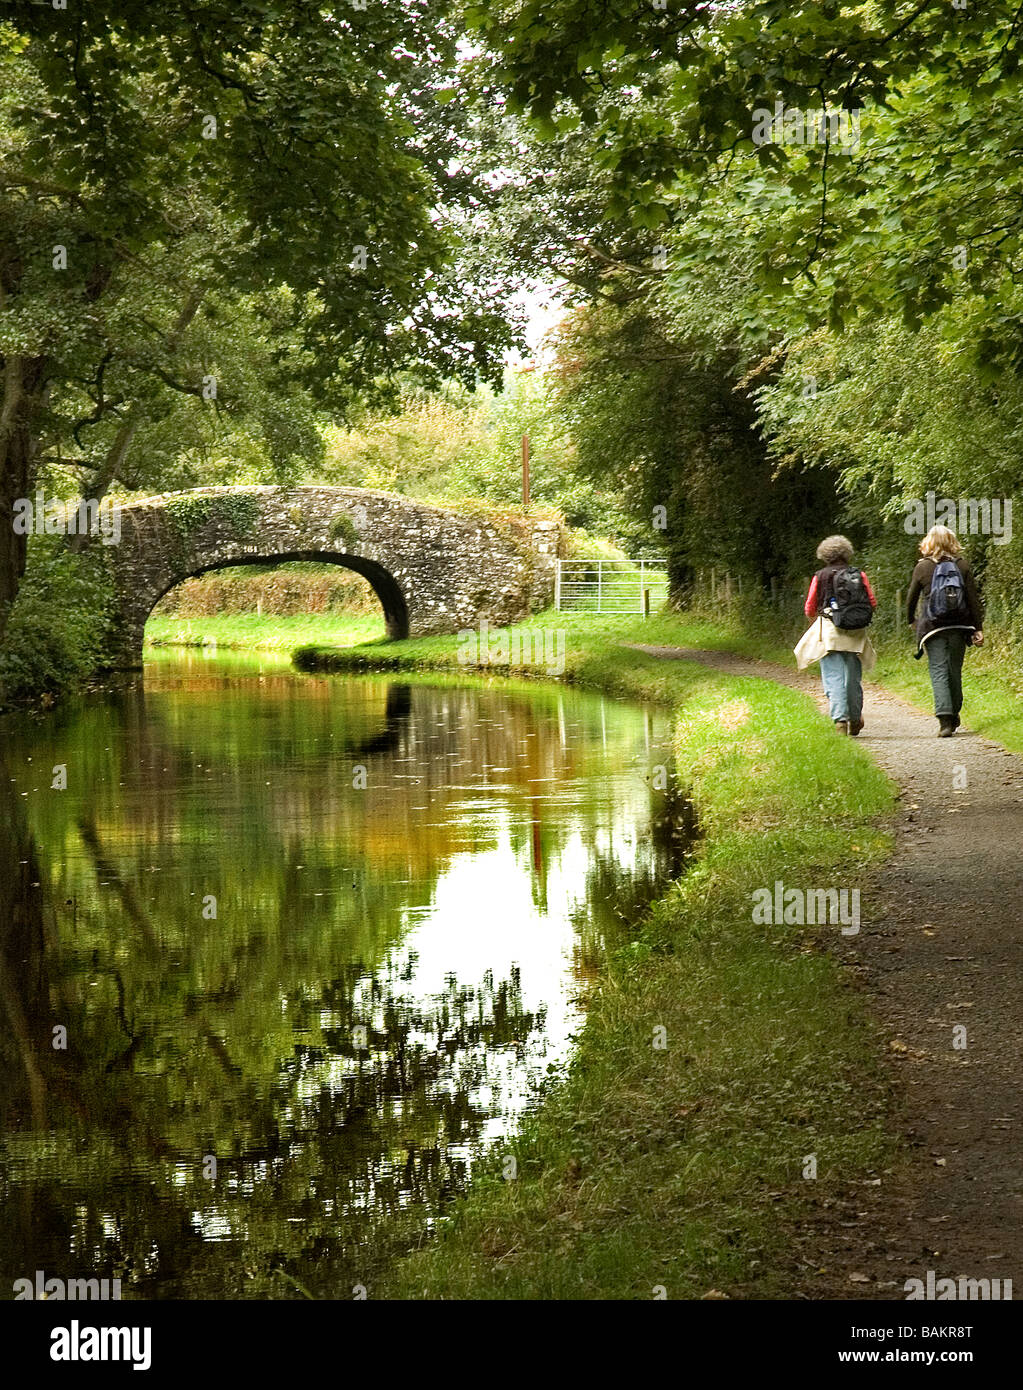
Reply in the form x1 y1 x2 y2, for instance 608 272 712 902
631 643 1023 1299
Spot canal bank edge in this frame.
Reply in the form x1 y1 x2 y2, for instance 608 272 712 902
298 615 899 1299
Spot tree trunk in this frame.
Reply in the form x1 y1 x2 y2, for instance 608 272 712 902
66 414 140 553
65 288 202 553
0 355 47 646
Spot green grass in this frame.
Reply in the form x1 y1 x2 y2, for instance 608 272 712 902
871 634 1023 754
293 609 773 679
298 610 897 1299
636 603 1023 756
634 604 1023 758
145 611 385 654
453 603 1023 757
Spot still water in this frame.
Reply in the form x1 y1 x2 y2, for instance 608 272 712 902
0 650 689 1298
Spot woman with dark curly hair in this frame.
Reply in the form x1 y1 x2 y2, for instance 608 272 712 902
795 535 877 736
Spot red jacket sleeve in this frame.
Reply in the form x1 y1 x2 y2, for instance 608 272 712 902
804 575 819 618
862 572 877 608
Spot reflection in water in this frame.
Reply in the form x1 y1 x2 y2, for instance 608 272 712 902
0 653 691 1298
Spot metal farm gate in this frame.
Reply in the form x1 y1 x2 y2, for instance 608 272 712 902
555 558 669 615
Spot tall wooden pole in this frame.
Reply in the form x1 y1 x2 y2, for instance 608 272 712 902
522 432 530 510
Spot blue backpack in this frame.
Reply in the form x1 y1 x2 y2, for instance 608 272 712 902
926 559 968 622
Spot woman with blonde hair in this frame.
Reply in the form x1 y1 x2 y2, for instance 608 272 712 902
796 535 877 735
906 525 984 736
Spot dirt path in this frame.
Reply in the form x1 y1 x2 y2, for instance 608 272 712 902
631 644 1023 1300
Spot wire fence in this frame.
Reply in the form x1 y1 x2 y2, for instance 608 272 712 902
691 567 916 639
557 559 1015 646
555 560 986 635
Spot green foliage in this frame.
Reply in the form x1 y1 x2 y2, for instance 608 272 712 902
328 512 360 550
746 292 1023 611
461 13 1023 609
153 563 377 620
322 370 641 549
165 496 213 542
0 539 117 706
219 493 261 538
548 303 845 592
0 0 529 654
756 305 1023 506
1 0 521 402
468 2 1022 347
165 493 261 543
453 371 573 508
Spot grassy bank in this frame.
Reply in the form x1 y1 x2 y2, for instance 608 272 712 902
293 610 764 680
145 611 384 653
298 611 897 1298
657 602 1023 757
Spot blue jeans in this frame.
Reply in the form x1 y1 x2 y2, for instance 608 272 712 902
819 650 863 723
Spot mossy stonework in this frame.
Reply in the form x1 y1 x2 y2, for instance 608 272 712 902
95 485 563 668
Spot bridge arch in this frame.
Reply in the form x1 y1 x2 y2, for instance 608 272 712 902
150 549 411 641
98 485 561 669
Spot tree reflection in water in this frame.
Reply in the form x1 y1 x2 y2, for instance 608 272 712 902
0 661 690 1298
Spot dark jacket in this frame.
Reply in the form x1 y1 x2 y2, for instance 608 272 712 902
906 556 983 651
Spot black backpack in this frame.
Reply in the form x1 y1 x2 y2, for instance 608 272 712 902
825 565 874 630
926 558 968 622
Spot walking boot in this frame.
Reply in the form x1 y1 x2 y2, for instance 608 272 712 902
850 719 864 737
937 716 956 737
835 719 850 735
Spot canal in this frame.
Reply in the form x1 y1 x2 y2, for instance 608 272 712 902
0 650 689 1298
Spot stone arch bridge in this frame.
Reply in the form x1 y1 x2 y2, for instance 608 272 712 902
99 486 562 669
